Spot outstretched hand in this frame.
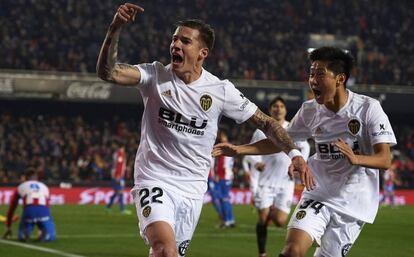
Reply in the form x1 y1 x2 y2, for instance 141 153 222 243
211 143 239 157
335 138 359 165
288 156 315 191
111 3 144 28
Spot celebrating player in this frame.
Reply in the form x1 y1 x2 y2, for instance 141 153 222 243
3 167 56 242
96 3 313 257
212 47 396 257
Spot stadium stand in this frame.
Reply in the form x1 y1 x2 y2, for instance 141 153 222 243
1 0 413 85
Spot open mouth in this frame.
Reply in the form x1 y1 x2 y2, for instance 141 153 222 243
172 54 183 64
312 89 321 98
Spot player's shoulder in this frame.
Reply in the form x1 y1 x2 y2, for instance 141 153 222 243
349 90 383 115
350 90 379 106
136 61 169 73
298 99 319 116
201 68 232 87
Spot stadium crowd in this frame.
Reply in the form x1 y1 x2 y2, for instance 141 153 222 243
0 110 140 184
1 0 413 85
1 109 414 188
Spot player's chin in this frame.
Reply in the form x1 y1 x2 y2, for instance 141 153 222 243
171 62 183 71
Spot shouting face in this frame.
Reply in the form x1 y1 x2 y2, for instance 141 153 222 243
170 26 208 75
308 61 345 106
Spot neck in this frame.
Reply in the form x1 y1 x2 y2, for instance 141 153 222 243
175 63 203 84
276 119 285 126
325 88 348 113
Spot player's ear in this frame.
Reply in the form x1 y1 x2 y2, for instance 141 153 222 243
336 73 346 87
198 47 209 61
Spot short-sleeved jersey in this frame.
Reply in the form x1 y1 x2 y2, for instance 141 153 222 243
287 90 396 223
250 123 292 188
215 155 234 180
112 148 126 180
134 62 257 199
17 180 50 206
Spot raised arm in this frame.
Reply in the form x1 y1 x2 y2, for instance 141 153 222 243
96 3 144 85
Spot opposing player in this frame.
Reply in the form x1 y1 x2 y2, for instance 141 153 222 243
106 140 131 214
380 164 398 207
96 3 313 257
3 167 56 242
212 47 396 257
251 97 310 257
214 130 236 228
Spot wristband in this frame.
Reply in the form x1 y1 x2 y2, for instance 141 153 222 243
288 149 303 159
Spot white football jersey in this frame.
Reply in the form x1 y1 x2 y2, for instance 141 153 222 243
287 90 396 223
134 62 257 199
242 154 262 193
17 180 50 206
250 121 309 189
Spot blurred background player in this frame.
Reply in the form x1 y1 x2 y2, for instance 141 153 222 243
250 97 310 257
207 159 223 222
242 155 264 202
214 130 236 228
106 140 131 214
380 163 399 207
2 167 56 242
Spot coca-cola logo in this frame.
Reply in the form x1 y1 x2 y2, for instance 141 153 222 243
66 82 111 99
0 78 14 93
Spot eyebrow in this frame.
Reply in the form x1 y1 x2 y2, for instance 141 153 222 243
172 35 193 41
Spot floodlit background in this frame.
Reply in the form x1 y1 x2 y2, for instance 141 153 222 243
1 1 413 256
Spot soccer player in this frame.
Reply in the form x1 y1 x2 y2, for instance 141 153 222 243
96 3 314 257
251 97 310 257
214 130 236 228
380 165 397 207
106 140 131 214
242 154 264 199
212 46 396 257
2 167 56 242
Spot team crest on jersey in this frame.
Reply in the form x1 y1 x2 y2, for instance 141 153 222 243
178 240 190 256
341 243 352 256
348 119 361 135
161 89 172 97
142 206 151 218
296 210 306 220
200 94 212 112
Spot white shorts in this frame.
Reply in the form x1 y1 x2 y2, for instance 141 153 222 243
288 197 365 257
131 185 203 257
254 182 294 214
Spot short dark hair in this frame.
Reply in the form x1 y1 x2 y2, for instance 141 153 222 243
309 46 354 85
175 19 215 51
268 96 286 111
24 167 37 178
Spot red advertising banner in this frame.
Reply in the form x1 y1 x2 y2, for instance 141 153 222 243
0 187 414 205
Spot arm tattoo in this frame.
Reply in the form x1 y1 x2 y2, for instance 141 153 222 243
97 27 121 81
249 109 296 153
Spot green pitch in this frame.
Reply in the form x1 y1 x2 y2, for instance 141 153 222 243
0 204 413 257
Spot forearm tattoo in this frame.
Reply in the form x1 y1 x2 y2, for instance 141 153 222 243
250 109 296 152
97 28 121 81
